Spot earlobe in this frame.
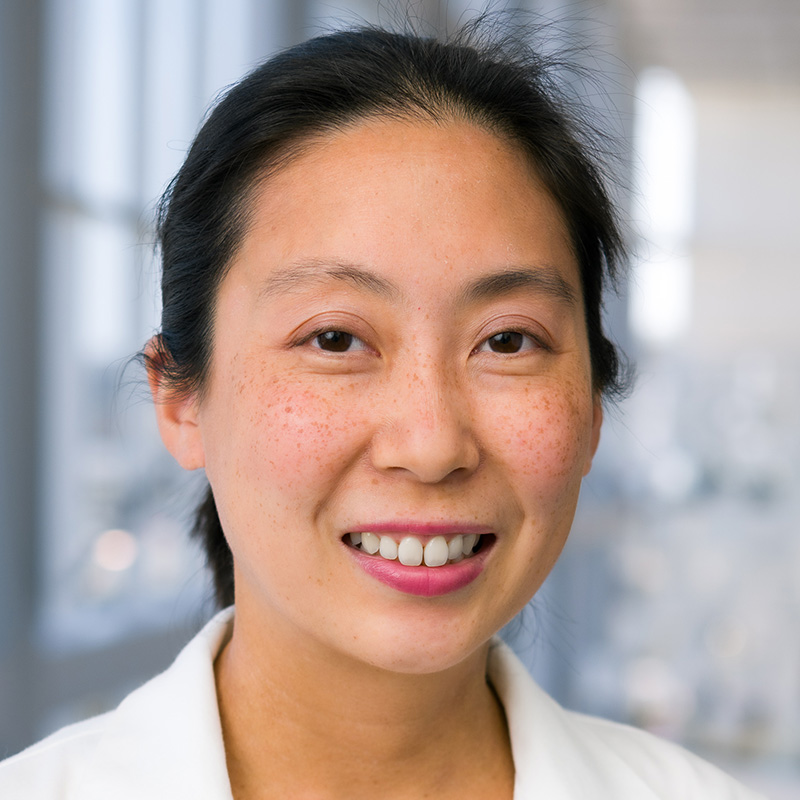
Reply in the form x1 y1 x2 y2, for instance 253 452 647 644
145 336 206 471
583 400 603 477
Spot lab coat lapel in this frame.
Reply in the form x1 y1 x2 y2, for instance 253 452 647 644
72 610 235 800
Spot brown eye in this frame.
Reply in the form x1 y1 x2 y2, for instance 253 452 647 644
314 331 354 351
311 330 370 353
487 331 525 353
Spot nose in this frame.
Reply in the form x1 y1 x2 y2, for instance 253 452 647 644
369 360 481 483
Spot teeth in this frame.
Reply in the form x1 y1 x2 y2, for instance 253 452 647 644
448 535 463 561
361 532 380 554
398 537 423 566
348 532 484 567
423 535 449 567
379 536 398 560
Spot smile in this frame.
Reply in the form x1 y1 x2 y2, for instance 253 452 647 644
346 532 486 566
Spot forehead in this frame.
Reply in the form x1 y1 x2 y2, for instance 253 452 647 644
233 117 581 300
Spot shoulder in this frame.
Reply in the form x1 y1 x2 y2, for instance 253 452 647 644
488 639 767 799
560 709 762 798
0 715 110 798
0 608 235 800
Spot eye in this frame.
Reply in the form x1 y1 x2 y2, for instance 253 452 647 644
311 330 368 352
477 331 539 354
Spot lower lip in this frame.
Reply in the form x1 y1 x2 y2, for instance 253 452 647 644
346 541 491 597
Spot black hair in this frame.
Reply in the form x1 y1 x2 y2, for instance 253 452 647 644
147 20 629 610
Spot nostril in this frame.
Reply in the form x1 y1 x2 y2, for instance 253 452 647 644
369 416 481 483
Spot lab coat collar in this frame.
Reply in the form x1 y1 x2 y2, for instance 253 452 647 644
56 608 751 799
74 608 235 800
489 639 662 799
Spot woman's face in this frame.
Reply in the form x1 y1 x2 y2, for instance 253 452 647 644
161 118 602 673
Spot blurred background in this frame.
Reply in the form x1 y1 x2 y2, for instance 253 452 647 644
0 0 797 795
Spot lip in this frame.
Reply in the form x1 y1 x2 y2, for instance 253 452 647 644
344 529 495 597
347 521 494 537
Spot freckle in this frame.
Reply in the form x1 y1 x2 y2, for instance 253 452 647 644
285 406 293 413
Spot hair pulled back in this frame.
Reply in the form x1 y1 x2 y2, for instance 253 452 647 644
148 20 629 609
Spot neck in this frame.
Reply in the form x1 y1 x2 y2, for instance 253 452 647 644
214 602 514 800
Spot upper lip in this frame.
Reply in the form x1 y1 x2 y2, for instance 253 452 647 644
346 521 494 537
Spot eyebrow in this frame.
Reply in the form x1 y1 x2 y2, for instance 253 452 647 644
257 260 578 307
257 259 399 301
456 267 578 308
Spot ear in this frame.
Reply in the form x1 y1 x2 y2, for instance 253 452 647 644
582 399 603 477
145 336 206 471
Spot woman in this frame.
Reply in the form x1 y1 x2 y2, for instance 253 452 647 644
0 22 764 799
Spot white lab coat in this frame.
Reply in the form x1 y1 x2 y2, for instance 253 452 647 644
0 608 765 798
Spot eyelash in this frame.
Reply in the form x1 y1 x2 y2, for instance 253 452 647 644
299 327 548 356
299 328 371 353
473 329 548 355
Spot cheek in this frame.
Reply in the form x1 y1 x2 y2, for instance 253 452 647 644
493 384 594 502
208 370 370 503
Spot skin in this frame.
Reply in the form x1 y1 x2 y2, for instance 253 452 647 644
152 117 602 799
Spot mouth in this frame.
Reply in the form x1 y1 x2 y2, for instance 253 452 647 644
344 531 493 567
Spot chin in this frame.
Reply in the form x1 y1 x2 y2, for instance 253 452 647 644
364 644 486 676
337 613 499 676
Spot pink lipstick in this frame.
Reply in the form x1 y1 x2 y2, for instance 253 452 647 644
344 523 494 597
